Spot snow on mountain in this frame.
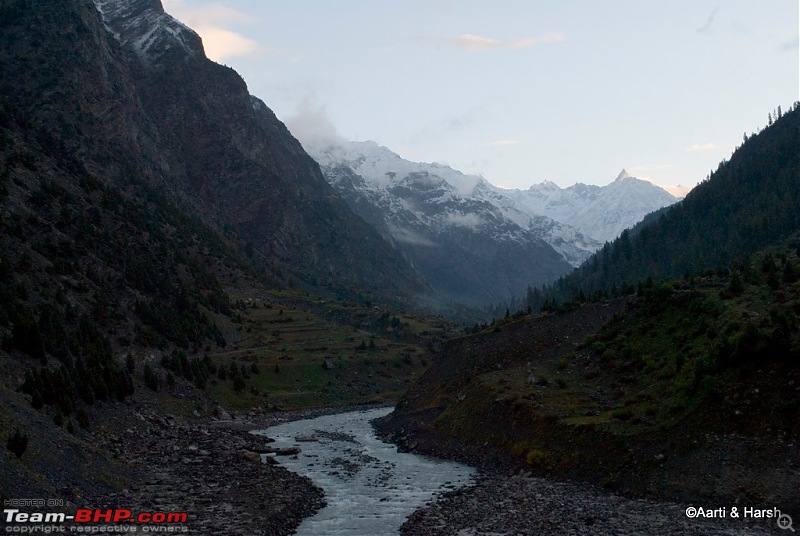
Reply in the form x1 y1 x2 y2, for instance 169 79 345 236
503 169 679 244
312 140 600 264
313 140 483 197
295 133 679 307
93 0 203 63
297 139 583 307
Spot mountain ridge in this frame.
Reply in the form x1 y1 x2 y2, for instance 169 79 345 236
502 170 679 244
82 0 428 301
0 0 438 516
306 138 582 308
298 134 679 308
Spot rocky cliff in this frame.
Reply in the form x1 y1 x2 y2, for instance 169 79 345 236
1 0 425 301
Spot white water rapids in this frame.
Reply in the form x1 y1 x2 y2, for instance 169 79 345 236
253 407 475 535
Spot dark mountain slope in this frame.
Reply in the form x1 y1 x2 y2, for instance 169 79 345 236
2 0 425 299
381 236 800 511
110 0 425 297
548 105 799 301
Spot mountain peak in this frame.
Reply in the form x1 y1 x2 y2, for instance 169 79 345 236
93 0 204 63
538 179 562 190
616 169 633 181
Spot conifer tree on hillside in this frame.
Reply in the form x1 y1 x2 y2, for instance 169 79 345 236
536 103 800 305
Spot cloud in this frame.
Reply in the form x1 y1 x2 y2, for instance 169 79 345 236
193 26 261 61
629 176 694 198
284 98 346 155
660 184 694 198
162 0 267 62
625 165 696 198
452 32 565 51
442 213 484 228
686 143 717 153
389 226 436 247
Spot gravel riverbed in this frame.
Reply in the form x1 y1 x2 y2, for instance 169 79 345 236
401 472 783 536
81 409 324 535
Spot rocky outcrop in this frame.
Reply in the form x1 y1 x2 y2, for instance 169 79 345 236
93 0 203 62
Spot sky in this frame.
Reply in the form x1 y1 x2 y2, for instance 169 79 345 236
162 0 798 195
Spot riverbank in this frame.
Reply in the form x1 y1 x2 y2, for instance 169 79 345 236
77 405 338 535
1 391 402 535
400 471 782 535
105 405 787 536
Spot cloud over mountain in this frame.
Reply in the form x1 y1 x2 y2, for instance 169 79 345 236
451 32 565 51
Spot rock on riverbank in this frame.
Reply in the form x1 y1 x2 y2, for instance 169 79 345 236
401 472 778 536
83 409 326 536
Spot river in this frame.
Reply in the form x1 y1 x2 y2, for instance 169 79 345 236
253 407 476 535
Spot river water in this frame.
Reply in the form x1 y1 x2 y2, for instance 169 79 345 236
253 407 476 535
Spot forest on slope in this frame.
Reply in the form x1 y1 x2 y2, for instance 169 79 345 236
529 104 800 309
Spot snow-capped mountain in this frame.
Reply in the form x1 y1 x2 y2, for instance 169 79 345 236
313 141 601 263
306 140 596 307
301 138 680 308
502 170 679 244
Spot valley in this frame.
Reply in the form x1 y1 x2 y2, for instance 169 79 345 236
1 0 798 535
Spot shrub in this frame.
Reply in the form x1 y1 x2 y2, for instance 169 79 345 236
526 449 546 466
512 441 530 457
